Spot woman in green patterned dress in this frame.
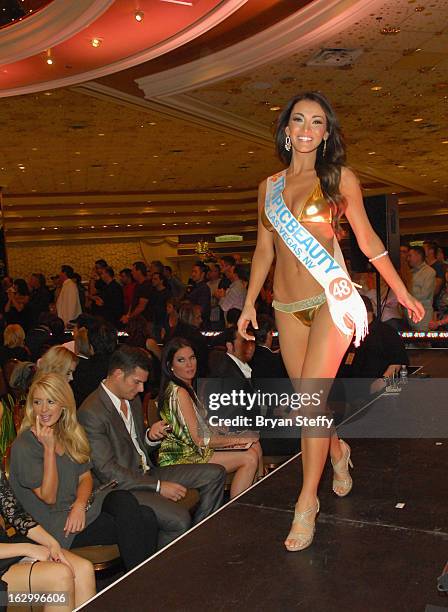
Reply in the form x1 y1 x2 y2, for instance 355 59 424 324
158 338 262 498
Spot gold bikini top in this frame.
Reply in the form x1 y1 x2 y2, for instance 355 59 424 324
261 178 332 231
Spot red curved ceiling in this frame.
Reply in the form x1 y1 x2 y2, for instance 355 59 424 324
0 0 233 94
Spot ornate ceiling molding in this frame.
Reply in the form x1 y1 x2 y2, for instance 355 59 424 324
0 0 247 97
0 0 115 66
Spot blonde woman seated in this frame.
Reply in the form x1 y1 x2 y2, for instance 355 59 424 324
158 338 262 499
0 469 95 612
37 345 79 383
9 373 158 571
0 324 30 368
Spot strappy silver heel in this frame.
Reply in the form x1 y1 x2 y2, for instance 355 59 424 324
284 498 320 552
331 439 353 497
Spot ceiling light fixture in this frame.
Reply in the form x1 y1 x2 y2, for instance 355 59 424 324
371 85 382 91
91 38 102 48
413 117 423 122
46 49 53 65
134 9 144 22
270 106 281 111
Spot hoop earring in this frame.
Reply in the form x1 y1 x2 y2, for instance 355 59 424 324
323 139 327 157
285 136 291 152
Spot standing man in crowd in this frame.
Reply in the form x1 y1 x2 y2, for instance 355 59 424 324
218 263 247 323
407 246 435 331
121 261 152 325
56 264 81 325
91 266 124 327
188 263 211 325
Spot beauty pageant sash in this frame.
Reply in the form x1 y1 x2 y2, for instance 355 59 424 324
265 171 368 347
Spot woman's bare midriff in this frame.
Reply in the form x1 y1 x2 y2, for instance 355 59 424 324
272 222 335 303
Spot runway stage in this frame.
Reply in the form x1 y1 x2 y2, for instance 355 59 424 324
81 435 448 612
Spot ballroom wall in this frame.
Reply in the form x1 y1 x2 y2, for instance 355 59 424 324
6 238 179 279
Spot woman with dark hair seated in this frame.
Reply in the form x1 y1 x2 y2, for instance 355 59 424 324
158 338 263 499
10 373 159 571
0 469 95 611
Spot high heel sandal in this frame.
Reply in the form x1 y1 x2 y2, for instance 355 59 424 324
284 498 320 552
331 439 353 497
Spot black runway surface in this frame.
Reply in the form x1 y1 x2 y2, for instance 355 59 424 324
82 437 448 612
82 350 448 612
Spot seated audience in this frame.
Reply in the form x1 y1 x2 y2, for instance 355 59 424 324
170 302 208 377
10 373 158 571
406 246 435 331
339 296 409 391
364 274 404 331
72 322 118 407
4 279 31 332
250 315 288 379
26 313 59 362
161 297 180 341
208 326 255 391
158 338 262 498
0 469 95 612
0 324 30 368
77 345 225 549
37 346 79 383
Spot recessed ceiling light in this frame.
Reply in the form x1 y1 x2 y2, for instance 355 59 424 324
98 133 105 136
368 151 376 155
41 227 45 230
270 106 281 111
220 143 227 146
397 165 406 168
43 92 52 96
46 57 53 65
91 38 102 48
90 226 95 229
371 85 382 91
153 155 159 158
75 169 81 172
134 10 144 22
413 117 423 122
248 151 254 154
162 223 166 226
149 122 156 126
442 140 448 144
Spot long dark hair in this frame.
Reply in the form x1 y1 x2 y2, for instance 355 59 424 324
158 337 197 414
275 91 347 229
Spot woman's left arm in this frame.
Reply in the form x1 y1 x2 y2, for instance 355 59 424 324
63 470 92 536
342 167 424 323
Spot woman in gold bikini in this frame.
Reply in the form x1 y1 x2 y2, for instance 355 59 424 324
238 92 424 552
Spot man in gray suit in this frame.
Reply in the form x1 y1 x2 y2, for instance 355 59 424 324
78 345 226 548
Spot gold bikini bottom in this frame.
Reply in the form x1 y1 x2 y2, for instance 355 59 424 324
273 292 327 327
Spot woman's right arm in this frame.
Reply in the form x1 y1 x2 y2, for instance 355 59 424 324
32 421 58 505
238 179 275 339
